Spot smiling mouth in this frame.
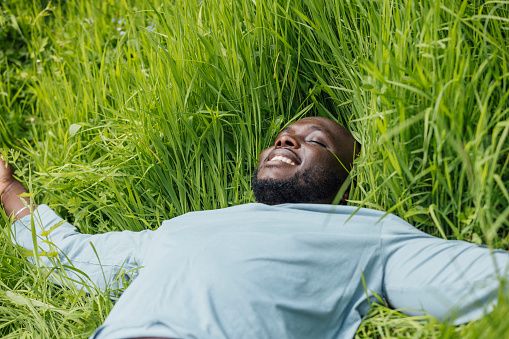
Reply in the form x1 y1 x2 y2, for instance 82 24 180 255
268 154 296 165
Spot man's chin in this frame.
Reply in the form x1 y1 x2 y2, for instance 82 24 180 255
251 168 344 205
255 166 296 182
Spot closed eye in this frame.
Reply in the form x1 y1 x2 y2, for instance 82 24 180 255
309 140 327 147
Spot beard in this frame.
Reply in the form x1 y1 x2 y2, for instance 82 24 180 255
251 167 347 205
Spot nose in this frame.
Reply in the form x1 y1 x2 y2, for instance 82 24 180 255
275 134 300 148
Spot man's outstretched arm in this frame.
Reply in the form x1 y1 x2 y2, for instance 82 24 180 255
0 157 154 293
381 213 509 324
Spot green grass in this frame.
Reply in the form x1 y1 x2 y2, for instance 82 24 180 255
0 0 508 337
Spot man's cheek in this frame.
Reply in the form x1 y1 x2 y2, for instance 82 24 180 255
258 148 273 165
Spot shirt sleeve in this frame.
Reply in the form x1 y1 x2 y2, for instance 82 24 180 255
381 214 509 324
10 204 153 294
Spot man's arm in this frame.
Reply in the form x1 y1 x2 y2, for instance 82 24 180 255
1 157 153 293
381 214 509 324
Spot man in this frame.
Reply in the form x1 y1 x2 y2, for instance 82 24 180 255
1 117 507 339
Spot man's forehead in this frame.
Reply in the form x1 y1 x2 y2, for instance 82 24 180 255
279 124 333 139
279 117 342 139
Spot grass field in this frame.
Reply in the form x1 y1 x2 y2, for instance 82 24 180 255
0 0 508 337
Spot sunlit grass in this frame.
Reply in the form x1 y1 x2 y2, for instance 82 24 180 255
0 0 508 337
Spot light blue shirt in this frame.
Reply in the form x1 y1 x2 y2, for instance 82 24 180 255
11 203 509 339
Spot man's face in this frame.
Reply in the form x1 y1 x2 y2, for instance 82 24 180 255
253 117 358 205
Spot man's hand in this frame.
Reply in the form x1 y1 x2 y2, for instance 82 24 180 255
0 154 32 220
0 156 16 198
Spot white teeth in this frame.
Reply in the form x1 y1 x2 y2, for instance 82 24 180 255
270 155 296 165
